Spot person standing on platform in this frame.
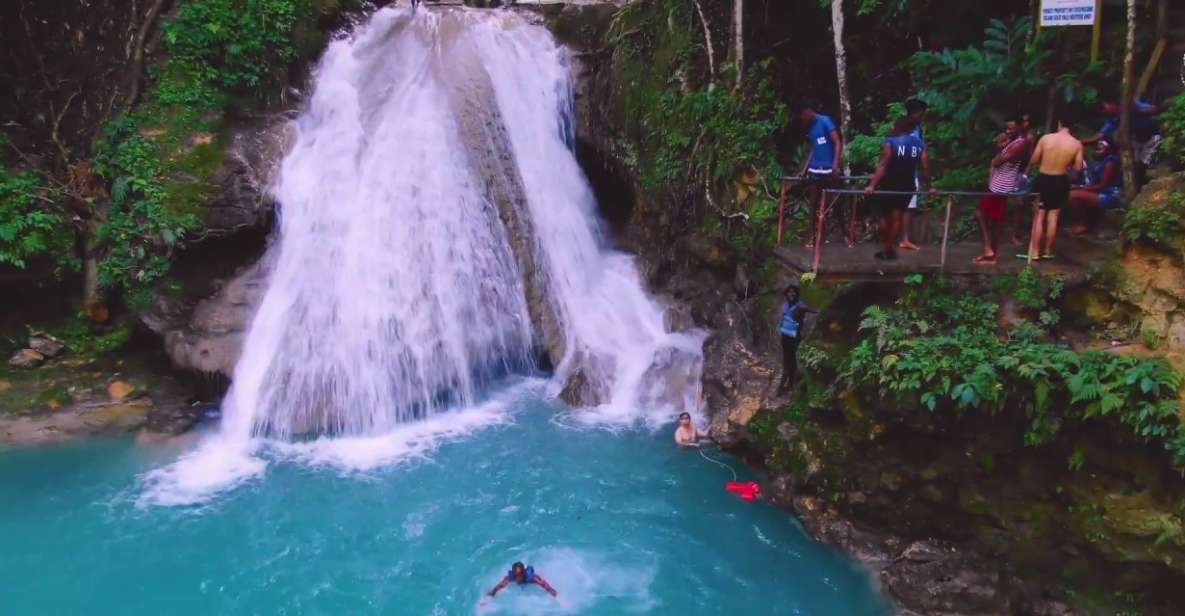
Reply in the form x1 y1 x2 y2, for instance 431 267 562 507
865 117 931 261
796 101 845 247
1024 117 1084 262
974 115 1027 265
899 99 929 252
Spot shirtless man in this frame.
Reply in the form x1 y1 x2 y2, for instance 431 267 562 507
1025 117 1084 261
674 412 710 446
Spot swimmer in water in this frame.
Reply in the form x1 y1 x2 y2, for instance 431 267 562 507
488 562 558 598
674 412 711 446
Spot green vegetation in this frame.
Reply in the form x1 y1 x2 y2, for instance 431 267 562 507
157 0 329 110
611 0 788 260
0 168 75 272
45 317 134 358
1161 92 1185 169
87 0 341 304
836 275 1184 462
1122 191 1185 250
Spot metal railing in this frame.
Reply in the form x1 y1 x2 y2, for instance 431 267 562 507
774 175 870 249
775 176 1033 273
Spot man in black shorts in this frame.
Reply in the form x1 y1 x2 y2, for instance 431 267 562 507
796 101 845 246
1025 117 1083 261
865 117 932 260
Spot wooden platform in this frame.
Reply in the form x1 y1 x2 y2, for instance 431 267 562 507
773 234 1118 282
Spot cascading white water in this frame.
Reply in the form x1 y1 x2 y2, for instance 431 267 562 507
213 5 706 447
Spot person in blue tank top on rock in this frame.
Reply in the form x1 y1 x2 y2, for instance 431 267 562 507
778 285 817 394
1068 138 1123 236
488 561 558 599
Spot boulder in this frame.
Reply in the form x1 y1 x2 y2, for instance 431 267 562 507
107 381 136 401
8 349 45 369
28 332 66 358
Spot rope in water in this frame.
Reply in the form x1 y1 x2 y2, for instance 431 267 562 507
698 447 738 482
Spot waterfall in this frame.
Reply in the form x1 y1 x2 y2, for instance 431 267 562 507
221 6 704 441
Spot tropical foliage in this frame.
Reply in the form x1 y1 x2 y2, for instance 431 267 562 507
1122 191 1185 249
1161 92 1185 169
836 275 1185 462
87 0 337 302
0 168 75 271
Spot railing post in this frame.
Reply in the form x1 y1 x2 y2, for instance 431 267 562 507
776 179 790 246
939 195 954 271
812 190 829 273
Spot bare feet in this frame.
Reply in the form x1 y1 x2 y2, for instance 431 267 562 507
972 254 996 265
1069 225 1088 237
1010 236 1024 246
898 240 920 251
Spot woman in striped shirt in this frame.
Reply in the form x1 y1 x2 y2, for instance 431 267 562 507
973 116 1028 265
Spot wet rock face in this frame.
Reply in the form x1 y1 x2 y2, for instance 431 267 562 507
204 117 294 233
142 114 292 379
145 254 272 378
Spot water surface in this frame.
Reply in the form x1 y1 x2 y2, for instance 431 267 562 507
0 392 889 615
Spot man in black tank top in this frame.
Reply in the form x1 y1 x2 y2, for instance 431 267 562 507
865 117 933 261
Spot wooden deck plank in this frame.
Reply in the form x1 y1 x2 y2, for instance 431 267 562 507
773 235 1116 282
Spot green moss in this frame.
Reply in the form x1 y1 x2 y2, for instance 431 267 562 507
162 179 215 219
31 385 72 409
175 139 225 177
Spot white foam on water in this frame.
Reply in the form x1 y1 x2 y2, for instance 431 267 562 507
475 547 658 615
138 379 546 507
267 379 546 472
137 439 267 508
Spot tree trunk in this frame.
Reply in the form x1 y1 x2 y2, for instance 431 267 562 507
691 0 716 91
1119 0 1138 200
733 0 744 88
126 0 170 107
81 218 107 322
831 0 852 175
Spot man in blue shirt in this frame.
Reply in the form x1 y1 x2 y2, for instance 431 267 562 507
796 101 844 247
1083 99 1160 188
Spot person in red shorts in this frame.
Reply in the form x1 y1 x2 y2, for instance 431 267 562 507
973 115 1027 265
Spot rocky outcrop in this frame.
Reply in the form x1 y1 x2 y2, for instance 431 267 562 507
437 16 570 379
764 485 1077 616
140 110 293 378
144 252 272 378
204 117 294 233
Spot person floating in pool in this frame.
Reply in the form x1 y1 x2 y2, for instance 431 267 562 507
488 562 558 598
674 411 711 446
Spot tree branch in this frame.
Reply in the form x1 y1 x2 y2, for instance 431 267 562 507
127 0 171 107
690 0 717 91
50 90 81 165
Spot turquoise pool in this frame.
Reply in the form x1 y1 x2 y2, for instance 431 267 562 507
0 386 889 615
